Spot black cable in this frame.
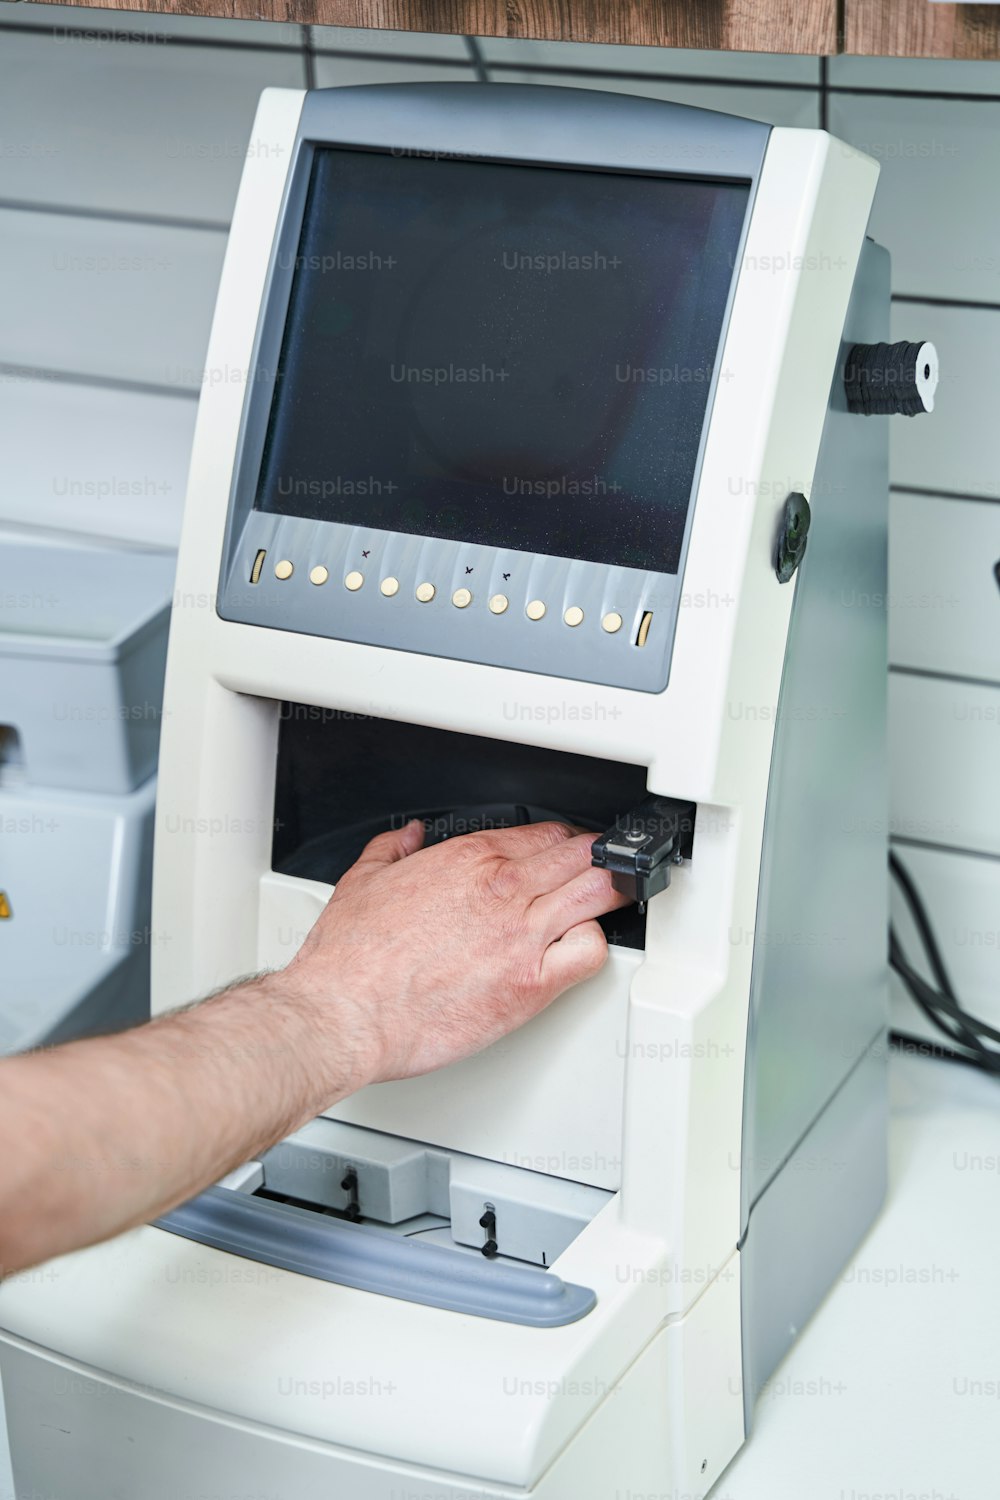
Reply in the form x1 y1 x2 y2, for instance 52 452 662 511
889 852 1000 1077
889 851 958 1000
890 928 1000 1049
889 938 1000 1072
889 934 975 1050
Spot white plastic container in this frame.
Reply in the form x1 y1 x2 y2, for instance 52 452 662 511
0 778 156 1051
1 540 175 794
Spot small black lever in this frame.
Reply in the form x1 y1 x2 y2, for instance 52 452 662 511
479 1206 498 1259
591 796 695 913
340 1168 361 1222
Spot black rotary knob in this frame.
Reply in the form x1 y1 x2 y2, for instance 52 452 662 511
844 340 938 416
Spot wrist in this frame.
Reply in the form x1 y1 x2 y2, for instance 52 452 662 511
253 965 379 1111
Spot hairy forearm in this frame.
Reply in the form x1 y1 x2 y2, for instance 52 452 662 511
0 820 621 1278
0 973 366 1277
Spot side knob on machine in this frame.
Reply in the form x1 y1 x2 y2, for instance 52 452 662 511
844 340 939 416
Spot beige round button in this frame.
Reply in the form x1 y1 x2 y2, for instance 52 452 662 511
274 559 293 581
380 576 400 597
564 605 584 628
309 565 329 586
452 587 473 609
488 593 509 615
602 611 624 634
415 582 436 603
344 571 364 592
526 599 546 621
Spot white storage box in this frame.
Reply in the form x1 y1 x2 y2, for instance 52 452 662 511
0 778 156 1051
1 540 175 794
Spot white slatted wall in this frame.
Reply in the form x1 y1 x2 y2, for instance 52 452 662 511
1 11 996 1033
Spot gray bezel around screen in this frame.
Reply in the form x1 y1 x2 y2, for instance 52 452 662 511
217 85 768 694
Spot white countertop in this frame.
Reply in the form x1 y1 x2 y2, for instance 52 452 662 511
724 1050 1000 1500
2 1051 997 1500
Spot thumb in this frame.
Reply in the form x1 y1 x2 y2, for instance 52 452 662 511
352 819 426 873
537 920 608 1000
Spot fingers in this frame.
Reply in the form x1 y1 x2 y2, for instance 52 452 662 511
467 820 577 861
350 819 426 873
531 865 630 944
538 919 609 996
515 831 601 898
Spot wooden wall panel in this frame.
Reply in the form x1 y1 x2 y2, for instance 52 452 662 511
23 1 1000 68
846 0 1000 59
25 0 840 55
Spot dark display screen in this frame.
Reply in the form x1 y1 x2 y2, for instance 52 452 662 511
255 147 748 574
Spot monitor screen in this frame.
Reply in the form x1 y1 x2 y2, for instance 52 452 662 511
255 147 748 574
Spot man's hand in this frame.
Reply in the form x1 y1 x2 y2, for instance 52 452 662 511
285 819 628 1087
0 820 628 1275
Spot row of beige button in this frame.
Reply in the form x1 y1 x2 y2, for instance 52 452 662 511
273 559 625 633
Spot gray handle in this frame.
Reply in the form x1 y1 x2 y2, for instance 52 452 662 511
155 1186 596 1327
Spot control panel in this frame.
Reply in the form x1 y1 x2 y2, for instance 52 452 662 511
218 513 679 693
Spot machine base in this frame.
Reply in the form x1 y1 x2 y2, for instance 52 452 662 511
0 1255 744 1500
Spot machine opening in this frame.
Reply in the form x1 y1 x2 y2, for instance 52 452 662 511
241 1115 615 1272
272 702 650 949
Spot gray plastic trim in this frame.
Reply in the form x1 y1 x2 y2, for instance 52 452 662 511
738 238 890 1427
217 84 770 693
739 1037 887 1432
155 1185 597 1327
740 236 889 1230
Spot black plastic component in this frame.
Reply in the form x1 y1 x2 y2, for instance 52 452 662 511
591 796 695 913
844 340 931 416
340 1168 361 1222
479 1207 498 1259
774 491 811 584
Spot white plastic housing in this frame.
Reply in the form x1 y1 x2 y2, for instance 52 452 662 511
0 88 879 1500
